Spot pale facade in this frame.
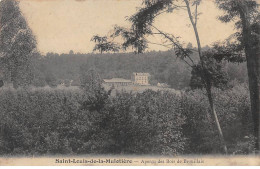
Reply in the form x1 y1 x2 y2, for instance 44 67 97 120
131 72 150 86
103 78 133 87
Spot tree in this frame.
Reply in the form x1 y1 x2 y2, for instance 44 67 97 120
190 51 229 90
186 42 193 49
79 66 113 116
91 0 228 153
69 50 74 55
91 35 120 54
79 66 102 90
44 71 57 87
0 0 37 88
215 0 260 153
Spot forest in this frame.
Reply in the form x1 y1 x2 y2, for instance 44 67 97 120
32 50 248 90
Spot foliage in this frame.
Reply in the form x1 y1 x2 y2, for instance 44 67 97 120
40 50 193 89
95 90 186 155
182 84 253 154
0 87 185 155
91 35 120 54
0 0 38 88
79 66 102 90
216 0 259 24
214 0 259 63
44 71 58 88
0 83 253 155
89 0 236 153
190 50 229 90
215 0 260 152
31 50 247 90
0 88 83 155
212 42 246 63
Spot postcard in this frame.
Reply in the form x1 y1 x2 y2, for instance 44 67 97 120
0 0 259 166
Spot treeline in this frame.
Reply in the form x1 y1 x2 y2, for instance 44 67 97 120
32 50 248 90
0 84 252 155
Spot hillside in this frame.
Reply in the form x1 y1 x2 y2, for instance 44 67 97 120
33 50 248 90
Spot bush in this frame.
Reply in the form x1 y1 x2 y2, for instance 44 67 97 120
181 84 252 154
0 88 83 155
86 90 186 155
180 89 220 154
0 88 186 155
0 84 252 155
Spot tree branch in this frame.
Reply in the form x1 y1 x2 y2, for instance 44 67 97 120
150 24 195 65
147 41 172 48
195 4 198 26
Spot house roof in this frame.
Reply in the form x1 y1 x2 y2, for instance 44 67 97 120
103 78 132 83
132 72 151 76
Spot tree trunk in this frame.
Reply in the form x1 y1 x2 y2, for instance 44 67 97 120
205 82 228 154
258 36 260 154
184 0 228 154
238 0 260 153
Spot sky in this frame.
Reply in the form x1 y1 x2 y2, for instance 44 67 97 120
19 0 237 54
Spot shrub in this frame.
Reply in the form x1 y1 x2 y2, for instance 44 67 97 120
0 84 252 155
89 90 186 155
181 84 252 154
0 88 83 155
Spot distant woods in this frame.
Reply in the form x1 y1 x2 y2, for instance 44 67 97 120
31 50 248 90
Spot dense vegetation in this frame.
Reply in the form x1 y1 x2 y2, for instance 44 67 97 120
32 50 247 90
0 84 253 156
0 0 37 88
0 0 256 156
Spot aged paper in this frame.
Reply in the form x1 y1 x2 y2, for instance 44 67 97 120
0 0 259 166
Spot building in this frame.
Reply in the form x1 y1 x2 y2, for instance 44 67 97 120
103 78 133 87
157 82 170 88
131 72 150 86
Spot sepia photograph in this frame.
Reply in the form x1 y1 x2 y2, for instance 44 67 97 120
0 0 259 166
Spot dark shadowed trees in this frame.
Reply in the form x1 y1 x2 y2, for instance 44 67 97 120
215 0 260 153
190 51 229 90
0 0 37 88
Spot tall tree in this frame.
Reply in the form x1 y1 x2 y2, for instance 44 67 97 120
92 0 228 153
80 66 113 112
0 0 37 88
79 66 102 90
215 0 260 153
